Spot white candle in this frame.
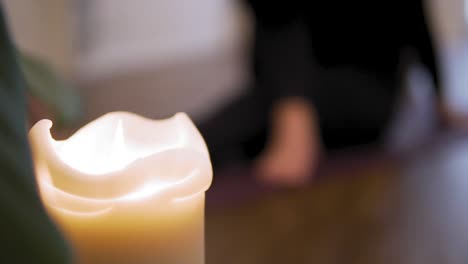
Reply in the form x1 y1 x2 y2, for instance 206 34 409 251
28 112 212 264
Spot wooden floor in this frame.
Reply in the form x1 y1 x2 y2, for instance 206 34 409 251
205 132 468 264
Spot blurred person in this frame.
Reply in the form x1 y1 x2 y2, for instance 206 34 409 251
199 0 443 185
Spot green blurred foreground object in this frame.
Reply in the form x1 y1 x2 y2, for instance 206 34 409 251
0 5 71 264
20 52 81 128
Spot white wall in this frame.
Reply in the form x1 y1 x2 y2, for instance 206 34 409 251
77 0 250 80
3 0 75 76
3 0 250 79
3 0 252 120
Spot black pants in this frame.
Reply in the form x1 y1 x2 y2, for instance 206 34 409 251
199 67 398 168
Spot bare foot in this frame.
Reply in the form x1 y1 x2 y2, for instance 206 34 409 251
255 98 321 186
439 102 468 131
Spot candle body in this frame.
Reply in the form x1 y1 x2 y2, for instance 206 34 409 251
29 112 212 264
42 192 205 264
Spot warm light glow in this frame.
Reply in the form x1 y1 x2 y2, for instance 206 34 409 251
56 118 159 175
109 119 127 169
29 111 212 204
56 119 129 174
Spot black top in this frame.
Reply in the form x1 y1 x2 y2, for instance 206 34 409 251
246 0 440 102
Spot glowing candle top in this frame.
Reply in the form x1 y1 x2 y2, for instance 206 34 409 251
28 112 212 216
